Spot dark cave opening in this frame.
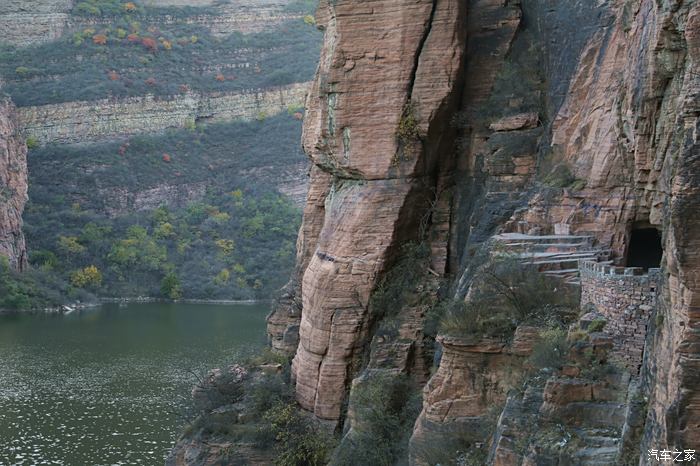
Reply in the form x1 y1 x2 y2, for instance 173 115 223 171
626 228 663 270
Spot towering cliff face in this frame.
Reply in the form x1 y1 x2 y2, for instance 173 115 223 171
0 98 28 272
271 0 700 457
275 0 467 421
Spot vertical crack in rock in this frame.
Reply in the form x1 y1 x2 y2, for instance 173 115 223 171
408 0 439 101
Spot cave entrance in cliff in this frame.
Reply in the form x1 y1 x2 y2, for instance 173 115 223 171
625 227 663 270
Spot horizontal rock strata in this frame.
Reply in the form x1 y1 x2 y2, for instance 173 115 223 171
18 82 310 145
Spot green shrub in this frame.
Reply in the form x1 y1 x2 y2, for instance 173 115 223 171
394 101 420 164
582 360 620 380
397 101 419 145
528 327 568 370
0 257 73 310
25 136 39 149
474 254 577 322
259 403 335 466
370 242 430 321
15 66 31 76
439 300 515 339
70 265 103 288
333 373 421 466
57 235 86 255
439 255 577 339
587 318 606 332
160 271 182 299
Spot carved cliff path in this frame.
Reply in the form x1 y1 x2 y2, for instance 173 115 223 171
492 232 613 285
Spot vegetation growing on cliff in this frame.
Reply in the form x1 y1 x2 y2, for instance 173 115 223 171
177 352 335 466
333 373 421 466
0 0 321 106
23 113 304 301
438 255 578 339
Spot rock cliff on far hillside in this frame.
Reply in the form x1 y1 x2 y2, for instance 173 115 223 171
0 97 27 272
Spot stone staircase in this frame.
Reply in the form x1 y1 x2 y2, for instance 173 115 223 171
492 232 612 285
572 428 623 465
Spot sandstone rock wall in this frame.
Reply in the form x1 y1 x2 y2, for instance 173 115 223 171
409 328 538 465
18 82 309 145
272 0 700 458
0 97 28 271
286 0 466 421
510 0 700 454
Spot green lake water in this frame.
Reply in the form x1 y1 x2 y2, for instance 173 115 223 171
0 302 269 465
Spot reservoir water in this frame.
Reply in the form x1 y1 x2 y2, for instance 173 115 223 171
0 302 269 465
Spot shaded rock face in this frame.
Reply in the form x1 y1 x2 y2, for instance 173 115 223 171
271 0 700 454
0 97 28 272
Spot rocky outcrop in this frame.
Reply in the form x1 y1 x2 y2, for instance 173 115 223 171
0 0 72 47
167 364 278 466
285 0 467 422
267 165 333 354
0 97 28 272
409 327 539 465
19 83 310 145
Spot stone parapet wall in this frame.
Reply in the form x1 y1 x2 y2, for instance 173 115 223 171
18 82 310 145
579 260 660 373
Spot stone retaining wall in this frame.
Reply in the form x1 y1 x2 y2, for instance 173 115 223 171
579 260 660 373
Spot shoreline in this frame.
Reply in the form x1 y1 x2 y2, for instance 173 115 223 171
99 297 271 305
0 297 273 316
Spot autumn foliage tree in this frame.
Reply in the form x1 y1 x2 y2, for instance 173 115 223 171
70 265 103 288
92 34 108 45
141 37 158 52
